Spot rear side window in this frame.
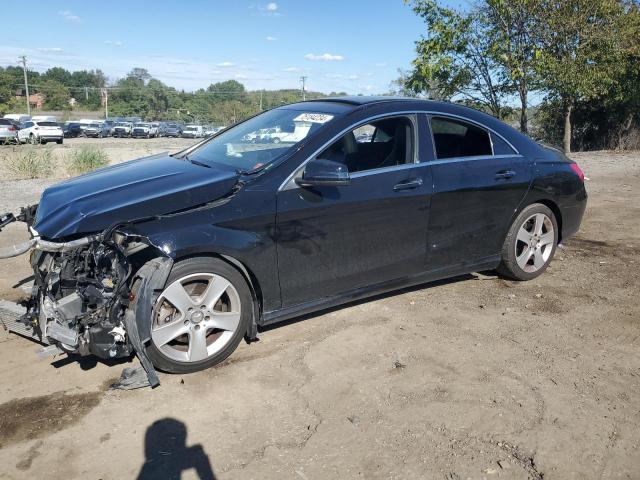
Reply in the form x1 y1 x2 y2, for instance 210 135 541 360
0 119 11 125
490 132 516 155
430 116 492 159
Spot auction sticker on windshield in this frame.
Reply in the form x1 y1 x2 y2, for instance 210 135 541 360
293 113 334 124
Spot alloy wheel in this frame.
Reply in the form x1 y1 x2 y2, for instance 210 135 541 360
151 273 241 363
514 213 555 273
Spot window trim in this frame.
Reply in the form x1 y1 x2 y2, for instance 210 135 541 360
280 112 419 191
427 113 519 162
278 110 521 191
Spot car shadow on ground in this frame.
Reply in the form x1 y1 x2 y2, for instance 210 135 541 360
260 272 482 333
137 418 217 480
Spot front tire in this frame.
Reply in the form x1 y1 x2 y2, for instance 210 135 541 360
143 257 252 374
497 203 558 281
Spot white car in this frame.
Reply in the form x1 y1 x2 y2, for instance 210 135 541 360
18 120 64 144
112 122 133 138
131 123 159 138
0 118 18 144
182 125 204 138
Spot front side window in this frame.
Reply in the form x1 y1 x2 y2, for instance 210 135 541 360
430 116 492 159
187 109 334 172
316 116 415 173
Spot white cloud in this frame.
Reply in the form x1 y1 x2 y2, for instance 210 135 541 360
235 73 248 79
265 36 277 41
375 62 387 67
266 2 278 12
37 47 64 53
305 53 344 62
104 40 123 47
217 61 235 67
58 10 81 23
348 75 359 80
283 67 299 72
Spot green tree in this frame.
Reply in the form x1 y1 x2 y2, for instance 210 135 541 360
40 80 71 110
481 0 543 133
405 0 511 118
535 0 637 152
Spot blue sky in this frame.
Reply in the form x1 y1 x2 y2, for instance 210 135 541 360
0 1 438 94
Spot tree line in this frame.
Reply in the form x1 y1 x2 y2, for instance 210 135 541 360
403 0 640 152
0 66 340 126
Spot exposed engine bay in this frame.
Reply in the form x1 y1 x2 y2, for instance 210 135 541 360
0 205 172 387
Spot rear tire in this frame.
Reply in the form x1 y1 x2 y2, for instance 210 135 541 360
497 203 558 281
141 257 252 374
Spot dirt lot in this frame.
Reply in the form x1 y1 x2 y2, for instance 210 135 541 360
0 140 638 480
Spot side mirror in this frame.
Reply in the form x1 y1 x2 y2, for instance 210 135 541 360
295 159 350 187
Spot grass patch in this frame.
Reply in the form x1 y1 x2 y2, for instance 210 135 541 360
4 147 54 179
66 146 109 175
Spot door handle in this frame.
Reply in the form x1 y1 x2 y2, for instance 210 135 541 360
393 178 423 191
495 170 516 180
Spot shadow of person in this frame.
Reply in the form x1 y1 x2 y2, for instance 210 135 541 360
137 418 216 480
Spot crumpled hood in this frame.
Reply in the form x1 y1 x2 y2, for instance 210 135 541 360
34 154 239 239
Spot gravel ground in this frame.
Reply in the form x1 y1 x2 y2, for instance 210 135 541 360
0 141 638 480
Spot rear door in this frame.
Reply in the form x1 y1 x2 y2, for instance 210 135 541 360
276 114 432 307
425 115 532 270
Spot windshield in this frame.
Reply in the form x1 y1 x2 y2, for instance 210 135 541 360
135 123 149 127
187 108 334 172
39 121 59 127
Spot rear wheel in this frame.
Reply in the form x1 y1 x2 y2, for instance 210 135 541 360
56 138 63 145
497 203 558 281
144 257 252 373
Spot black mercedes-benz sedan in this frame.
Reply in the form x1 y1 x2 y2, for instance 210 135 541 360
0 97 586 384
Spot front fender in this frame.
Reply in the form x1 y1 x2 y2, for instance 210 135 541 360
127 212 281 313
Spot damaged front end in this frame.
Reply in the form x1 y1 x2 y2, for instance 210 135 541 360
0 208 171 387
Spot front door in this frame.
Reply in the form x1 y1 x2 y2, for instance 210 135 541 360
276 115 432 307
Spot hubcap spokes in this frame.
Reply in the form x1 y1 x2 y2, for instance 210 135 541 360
515 213 554 273
152 273 241 363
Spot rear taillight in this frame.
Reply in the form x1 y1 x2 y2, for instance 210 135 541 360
570 162 585 182
8 126 15 131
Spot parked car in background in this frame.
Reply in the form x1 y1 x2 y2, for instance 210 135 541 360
3 114 31 124
103 120 115 134
18 120 63 144
182 125 204 138
163 123 183 137
131 122 159 138
63 122 83 138
78 119 96 135
84 122 111 138
31 115 57 123
0 118 18 144
113 122 133 138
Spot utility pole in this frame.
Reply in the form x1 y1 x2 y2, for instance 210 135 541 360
19 55 30 116
300 76 307 101
102 88 109 119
